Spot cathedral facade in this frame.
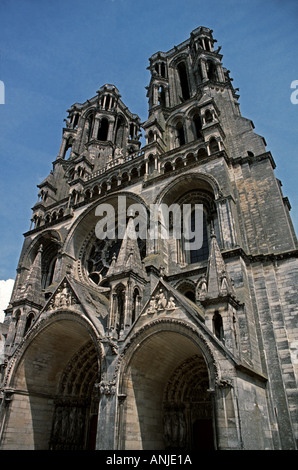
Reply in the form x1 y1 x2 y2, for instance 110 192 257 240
0 27 297 450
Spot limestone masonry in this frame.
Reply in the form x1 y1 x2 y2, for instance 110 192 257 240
0 26 297 450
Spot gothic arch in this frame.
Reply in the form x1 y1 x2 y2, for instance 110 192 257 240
154 171 222 205
117 319 219 450
168 52 189 70
174 279 196 302
63 191 149 261
1 310 103 450
20 229 63 268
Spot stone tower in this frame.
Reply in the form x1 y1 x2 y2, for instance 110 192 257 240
0 27 297 451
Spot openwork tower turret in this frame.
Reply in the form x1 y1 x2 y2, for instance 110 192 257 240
0 27 297 451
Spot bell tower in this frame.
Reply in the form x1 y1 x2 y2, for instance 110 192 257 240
0 27 297 451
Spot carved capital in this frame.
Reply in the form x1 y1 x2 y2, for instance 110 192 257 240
96 380 116 396
216 378 233 389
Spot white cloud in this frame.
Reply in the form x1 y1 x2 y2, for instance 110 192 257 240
0 279 14 323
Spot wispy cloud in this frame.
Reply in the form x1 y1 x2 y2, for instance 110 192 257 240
0 279 14 322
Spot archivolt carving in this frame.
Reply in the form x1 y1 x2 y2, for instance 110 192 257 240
153 171 223 204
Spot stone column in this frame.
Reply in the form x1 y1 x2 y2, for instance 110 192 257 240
213 379 242 450
200 60 208 82
95 341 119 450
107 118 115 142
58 136 68 159
92 116 101 140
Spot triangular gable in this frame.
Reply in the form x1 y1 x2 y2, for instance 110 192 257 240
135 278 205 330
42 277 80 312
40 276 109 335
128 278 250 371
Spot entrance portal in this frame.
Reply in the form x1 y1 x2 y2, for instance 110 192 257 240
1 317 100 450
49 340 99 450
163 355 214 450
120 328 215 450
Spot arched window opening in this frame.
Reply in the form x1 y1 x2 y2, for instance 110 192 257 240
193 114 203 140
204 39 211 52
209 137 219 154
177 282 196 303
85 189 91 200
198 38 204 49
86 113 95 142
132 288 140 324
140 163 145 177
73 113 79 129
121 173 129 186
148 130 154 144
189 211 209 263
115 116 125 147
12 310 21 344
129 123 138 141
45 256 57 289
92 186 99 198
97 118 109 141
111 176 118 190
129 124 134 140
154 62 166 78
213 311 224 342
186 153 196 165
101 181 107 196
205 110 213 124
164 161 173 174
131 167 139 181
175 157 184 170
148 154 155 174
37 238 60 290
158 86 166 107
206 61 217 81
40 190 48 202
176 122 185 147
115 284 125 336
14 310 21 327
24 312 35 336
64 140 72 160
105 95 111 110
185 290 196 302
177 62 190 100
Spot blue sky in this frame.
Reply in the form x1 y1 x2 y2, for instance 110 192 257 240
0 0 297 286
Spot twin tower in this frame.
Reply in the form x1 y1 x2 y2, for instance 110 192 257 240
0 26 297 450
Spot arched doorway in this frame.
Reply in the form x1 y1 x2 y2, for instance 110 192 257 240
49 340 99 450
1 315 101 450
119 327 216 450
163 355 214 450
